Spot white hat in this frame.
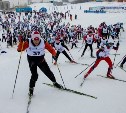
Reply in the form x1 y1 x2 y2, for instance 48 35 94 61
31 31 41 40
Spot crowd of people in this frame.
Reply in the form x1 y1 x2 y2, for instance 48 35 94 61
0 10 125 97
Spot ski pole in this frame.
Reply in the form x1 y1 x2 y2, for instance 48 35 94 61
112 40 120 68
114 54 126 68
74 61 95 78
12 41 24 98
68 51 74 60
56 64 66 88
111 40 120 73
112 49 118 67
78 43 85 52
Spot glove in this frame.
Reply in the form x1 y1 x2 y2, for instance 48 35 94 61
52 56 57 60
97 55 101 59
117 42 119 47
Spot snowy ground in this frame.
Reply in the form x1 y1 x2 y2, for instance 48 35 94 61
0 2 126 113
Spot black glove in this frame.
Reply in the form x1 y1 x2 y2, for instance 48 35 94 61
117 41 119 47
97 55 101 59
52 56 57 60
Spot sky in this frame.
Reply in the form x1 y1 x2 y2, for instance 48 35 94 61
0 1 126 113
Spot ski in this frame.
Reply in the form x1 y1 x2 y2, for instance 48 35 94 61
97 75 126 82
26 96 32 113
43 83 97 99
65 61 89 66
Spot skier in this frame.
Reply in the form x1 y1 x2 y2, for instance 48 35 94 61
102 25 108 38
53 38 75 65
71 37 77 49
17 31 63 97
83 40 119 79
81 30 96 58
120 56 126 68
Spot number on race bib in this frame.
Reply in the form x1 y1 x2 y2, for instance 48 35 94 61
33 51 40 55
88 40 92 43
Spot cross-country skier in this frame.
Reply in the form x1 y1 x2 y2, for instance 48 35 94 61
81 30 96 58
83 40 119 79
53 38 75 65
17 31 63 97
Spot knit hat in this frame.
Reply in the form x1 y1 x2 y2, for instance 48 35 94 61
31 31 41 40
55 37 60 43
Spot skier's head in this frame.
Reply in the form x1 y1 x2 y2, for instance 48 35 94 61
55 40 60 44
102 36 107 40
88 30 93 36
88 30 92 34
31 31 41 46
55 37 60 44
31 31 41 41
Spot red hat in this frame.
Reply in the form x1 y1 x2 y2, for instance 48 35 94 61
88 30 92 34
31 31 41 40
55 37 60 43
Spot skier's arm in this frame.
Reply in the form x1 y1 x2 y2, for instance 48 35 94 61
93 34 96 43
45 41 56 56
83 35 87 43
17 40 29 52
96 49 104 59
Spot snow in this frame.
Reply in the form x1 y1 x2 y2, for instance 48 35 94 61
0 2 126 113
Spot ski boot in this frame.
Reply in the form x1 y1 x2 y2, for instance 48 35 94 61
107 68 115 79
28 88 34 97
107 74 115 79
120 64 123 68
70 60 76 63
91 55 96 58
81 54 84 57
53 82 63 89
